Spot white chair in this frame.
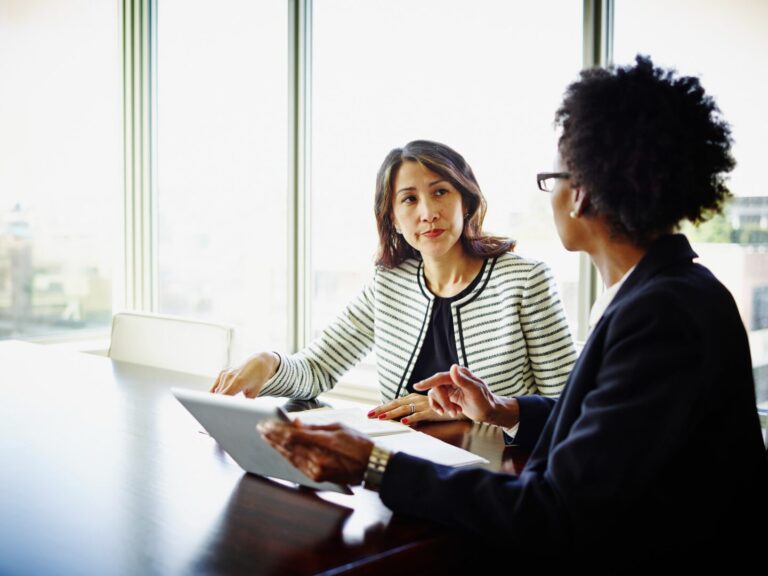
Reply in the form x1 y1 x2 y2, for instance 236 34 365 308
109 312 234 377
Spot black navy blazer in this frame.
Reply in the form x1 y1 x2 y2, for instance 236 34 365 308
380 235 768 558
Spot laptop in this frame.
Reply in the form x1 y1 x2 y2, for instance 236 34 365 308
172 388 353 494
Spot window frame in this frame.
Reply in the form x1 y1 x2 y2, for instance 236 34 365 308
111 0 610 383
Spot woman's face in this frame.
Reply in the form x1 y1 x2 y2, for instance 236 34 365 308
390 161 466 263
550 153 585 252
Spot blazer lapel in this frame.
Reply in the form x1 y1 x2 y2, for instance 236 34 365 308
524 234 699 470
597 234 697 329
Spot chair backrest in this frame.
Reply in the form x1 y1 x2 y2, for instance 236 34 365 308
109 312 234 377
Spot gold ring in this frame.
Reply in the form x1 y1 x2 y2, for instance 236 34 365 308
409 403 416 415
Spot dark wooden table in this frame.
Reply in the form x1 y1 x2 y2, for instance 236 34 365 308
0 341 527 575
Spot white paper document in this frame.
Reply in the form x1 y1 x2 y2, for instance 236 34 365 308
287 407 488 468
288 407 413 436
373 431 488 467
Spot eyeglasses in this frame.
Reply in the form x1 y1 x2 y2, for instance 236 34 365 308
536 172 571 192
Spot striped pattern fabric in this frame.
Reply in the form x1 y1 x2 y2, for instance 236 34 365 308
260 252 577 402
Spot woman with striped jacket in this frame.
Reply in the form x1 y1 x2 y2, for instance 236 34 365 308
212 140 576 424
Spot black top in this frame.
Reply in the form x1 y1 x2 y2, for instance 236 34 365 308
406 260 487 394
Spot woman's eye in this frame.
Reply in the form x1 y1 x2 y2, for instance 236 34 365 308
402 195 417 204
435 188 449 196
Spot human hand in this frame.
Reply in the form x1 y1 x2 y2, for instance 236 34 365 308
210 352 281 398
414 364 519 428
257 420 374 485
367 392 464 425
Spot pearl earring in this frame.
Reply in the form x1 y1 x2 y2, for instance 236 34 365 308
569 210 578 219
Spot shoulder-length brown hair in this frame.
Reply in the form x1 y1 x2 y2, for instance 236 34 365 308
374 140 515 268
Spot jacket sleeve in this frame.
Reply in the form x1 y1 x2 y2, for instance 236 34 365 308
380 288 707 551
259 274 376 399
504 395 557 450
518 261 577 398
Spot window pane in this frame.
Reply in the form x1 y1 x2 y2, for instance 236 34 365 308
311 0 583 345
0 0 120 340
158 0 289 354
615 0 768 403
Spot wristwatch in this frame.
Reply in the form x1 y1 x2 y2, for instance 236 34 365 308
362 445 393 492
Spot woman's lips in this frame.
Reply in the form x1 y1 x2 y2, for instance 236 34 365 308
421 229 445 238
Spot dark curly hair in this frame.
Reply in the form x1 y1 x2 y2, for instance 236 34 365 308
374 140 515 268
555 55 735 246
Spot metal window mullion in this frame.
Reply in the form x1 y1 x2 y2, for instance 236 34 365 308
138 0 147 309
125 0 140 310
122 0 157 313
583 0 614 68
122 0 134 311
288 0 312 353
577 0 614 341
146 0 158 311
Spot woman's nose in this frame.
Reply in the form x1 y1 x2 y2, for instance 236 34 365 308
419 199 439 222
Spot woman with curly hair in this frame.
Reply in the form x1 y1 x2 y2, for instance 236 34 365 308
213 140 576 425
260 56 768 560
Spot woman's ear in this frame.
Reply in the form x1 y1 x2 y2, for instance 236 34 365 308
571 187 589 218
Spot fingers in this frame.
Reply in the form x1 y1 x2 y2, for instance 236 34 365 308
258 420 292 443
370 391 456 424
446 365 490 402
258 421 368 484
368 394 427 420
260 421 352 454
218 372 243 396
210 371 223 393
259 421 312 459
377 403 414 421
428 385 449 412
428 385 462 417
376 396 431 422
275 442 347 483
211 369 236 394
448 364 481 389
259 420 312 448
400 404 444 425
413 367 485 419
370 398 400 417
210 368 241 396
298 423 344 432
259 420 347 438
368 386 470 423
211 353 274 397
412 371 454 392
368 393 421 419
263 432 324 480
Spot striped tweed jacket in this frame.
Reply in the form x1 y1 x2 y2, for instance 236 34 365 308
260 252 577 402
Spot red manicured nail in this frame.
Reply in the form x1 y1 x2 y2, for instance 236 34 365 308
378 413 387 419
401 418 409 424
367 410 375 418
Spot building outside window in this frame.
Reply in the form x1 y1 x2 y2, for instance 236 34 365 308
614 0 768 403
0 0 121 341
2 0 766 408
